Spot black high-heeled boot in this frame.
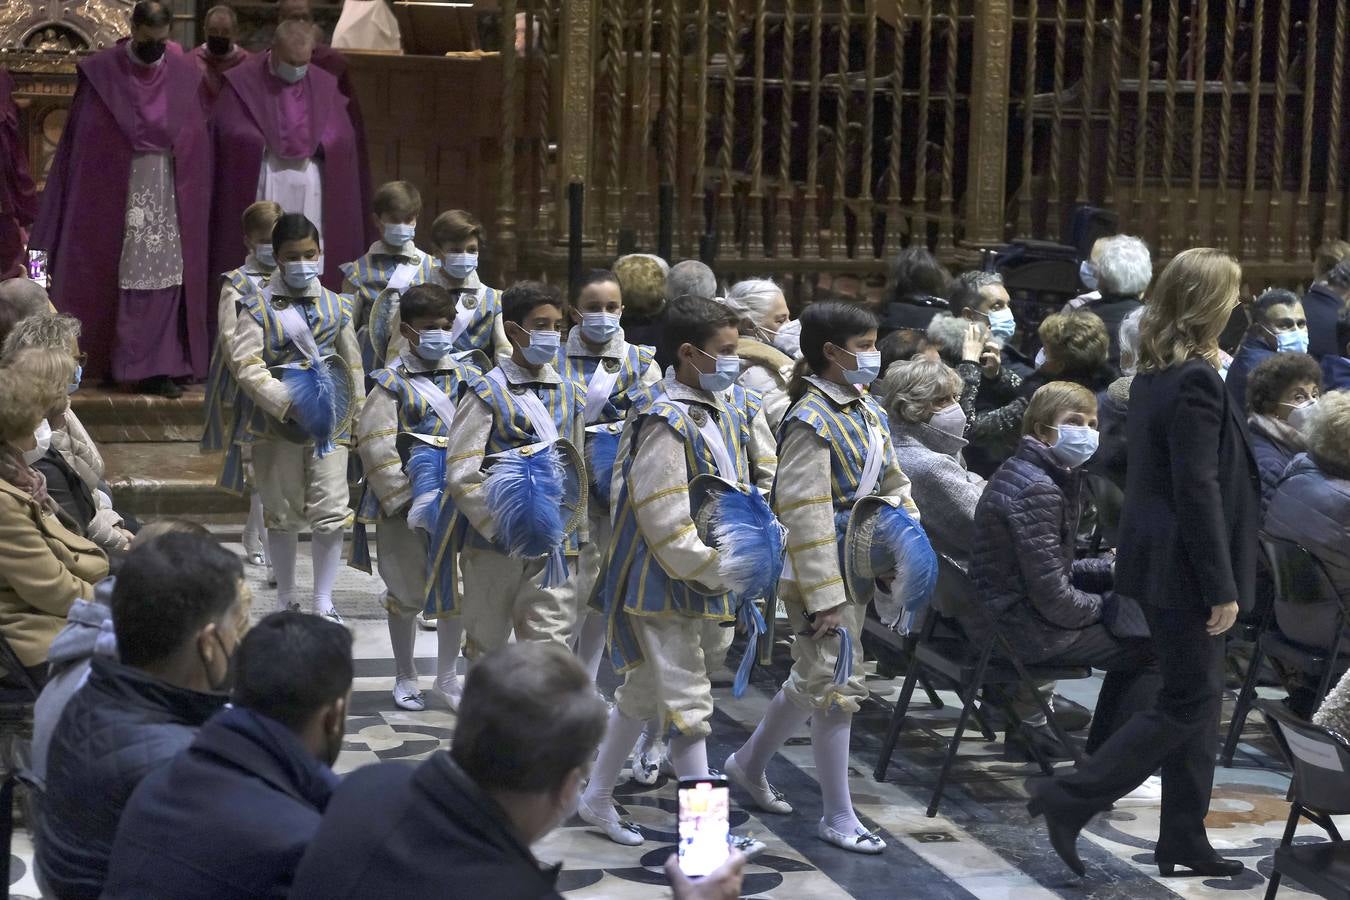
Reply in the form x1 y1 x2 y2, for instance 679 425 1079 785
1026 794 1087 877
1155 855 1245 877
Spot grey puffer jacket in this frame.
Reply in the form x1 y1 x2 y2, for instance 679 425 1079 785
970 436 1113 660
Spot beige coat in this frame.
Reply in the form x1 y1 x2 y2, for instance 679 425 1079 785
0 478 108 668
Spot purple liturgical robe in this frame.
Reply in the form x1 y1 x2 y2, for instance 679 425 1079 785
0 68 37 280
210 52 365 295
192 43 249 107
29 41 211 382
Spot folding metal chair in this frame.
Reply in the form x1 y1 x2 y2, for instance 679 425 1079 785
872 554 1092 817
1260 700 1350 899
1222 537 1350 768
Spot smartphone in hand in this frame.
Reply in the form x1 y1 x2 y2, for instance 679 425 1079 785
677 777 730 878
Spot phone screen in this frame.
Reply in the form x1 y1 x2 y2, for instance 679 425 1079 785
677 778 730 878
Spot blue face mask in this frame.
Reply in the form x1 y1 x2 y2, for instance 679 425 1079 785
282 260 321 291
1267 326 1310 354
1079 260 1099 292
442 252 478 281
985 307 1016 341
841 348 882 386
413 328 454 360
383 223 416 247
274 60 308 84
580 311 621 344
254 243 275 269
68 364 83 395
696 348 740 393
519 328 560 366
1049 423 1099 468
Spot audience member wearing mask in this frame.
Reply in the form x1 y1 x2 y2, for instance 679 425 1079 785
103 611 351 900
728 277 800 358
971 382 1158 758
0 365 107 690
1019 311 1116 400
1090 307 1144 492
1062 235 1150 371
1029 249 1256 881
0 277 53 347
1225 288 1309 408
880 246 950 333
38 532 245 899
1244 352 1322 507
1265 393 1350 713
290 642 746 899
666 258 718 305
3 313 138 541
952 269 1034 378
718 279 796 430
1303 241 1350 360
926 309 1026 477
30 519 209 788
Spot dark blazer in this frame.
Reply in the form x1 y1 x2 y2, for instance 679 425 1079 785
289 752 564 900
1303 282 1344 361
1115 359 1260 611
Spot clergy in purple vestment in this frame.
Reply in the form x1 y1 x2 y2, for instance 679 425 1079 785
209 22 366 293
193 4 250 107
28 0 211 397
0 68 37 281
278 0 375 246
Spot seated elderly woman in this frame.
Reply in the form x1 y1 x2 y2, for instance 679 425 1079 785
1019 311 1116 400
970 382 1158 754
1246 352 1322 507
718 279 797 430
3 314 135 551
0 364 108 687
1265 393 1350 714
1062 235 1150 371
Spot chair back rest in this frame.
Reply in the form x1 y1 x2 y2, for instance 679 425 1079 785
1261 700 1350 815
1261 536 1342 612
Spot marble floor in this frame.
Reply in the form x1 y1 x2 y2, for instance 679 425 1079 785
7 528 1338 898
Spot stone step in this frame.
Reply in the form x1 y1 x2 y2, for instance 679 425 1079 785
101 442 246 517
70 385 207 444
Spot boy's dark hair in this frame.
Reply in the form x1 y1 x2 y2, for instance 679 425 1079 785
430 209 484 249
111 533 243 669
271 213 321 252
1247 351 1323 417
372 181 422 220
131 0 172 28
658 295 740 364
233 612 354 731
399 283 457 325
789 301 880 401
574 269 620 300
500 280 563 326
452 643 605 793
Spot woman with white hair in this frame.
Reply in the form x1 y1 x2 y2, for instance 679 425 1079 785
1064 235 1150 371
1091 306 1145 491
718 279 797 429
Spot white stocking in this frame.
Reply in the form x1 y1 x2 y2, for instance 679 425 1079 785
581 706 646 818
310 530 344 616
388 610 418 682
734 688 810 781
668 734 709 781
268 530 299 610
436 616 463 688
812 705 863 834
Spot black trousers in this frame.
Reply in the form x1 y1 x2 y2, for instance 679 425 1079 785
1034 624 1161 754
1035 603 1226 860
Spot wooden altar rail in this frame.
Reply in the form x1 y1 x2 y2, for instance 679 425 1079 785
499 0 1350 288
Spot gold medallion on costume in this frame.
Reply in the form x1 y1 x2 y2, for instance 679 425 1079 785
602 358 620 373
462 293 479 310
689 406 709 427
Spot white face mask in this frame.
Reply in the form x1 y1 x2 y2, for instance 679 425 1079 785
1283 397 1319 432
23 419 51 465
383 223 416 247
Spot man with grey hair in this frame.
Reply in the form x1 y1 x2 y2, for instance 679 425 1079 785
666 259 718 303
0 277 51 346
1063 235 1148 370
194 4 249 104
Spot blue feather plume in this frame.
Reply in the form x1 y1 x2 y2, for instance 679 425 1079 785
280 363 338 457
405 443 446 531
710 486 785 601
732 600 767 698
587 429 621 508
874 505 937 613
832 627 853 686
484 445 567 559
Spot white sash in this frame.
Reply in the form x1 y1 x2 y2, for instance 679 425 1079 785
449 288 482 346
271 291 322 365
582 354 625 425
670 400 737 481
853 421 886 500
385 258 419 295
400 356 461 431
486 368 559 444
